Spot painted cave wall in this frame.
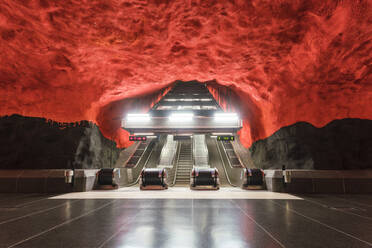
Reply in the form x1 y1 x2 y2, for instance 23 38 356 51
0 0 371 169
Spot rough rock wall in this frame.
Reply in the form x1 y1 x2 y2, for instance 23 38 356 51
207 81 264 148
0 1 371 148
249 119 372 170
0 115 122 169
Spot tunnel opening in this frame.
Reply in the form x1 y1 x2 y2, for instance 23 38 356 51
110 80 261 191
97 80 263 150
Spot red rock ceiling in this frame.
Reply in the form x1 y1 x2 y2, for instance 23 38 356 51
0 0 371 148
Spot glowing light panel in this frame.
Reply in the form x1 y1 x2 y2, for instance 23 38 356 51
126 113 150 122
169 113 194 122
214 113 239 122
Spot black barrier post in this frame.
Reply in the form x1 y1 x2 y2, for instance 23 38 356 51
282 165 286 190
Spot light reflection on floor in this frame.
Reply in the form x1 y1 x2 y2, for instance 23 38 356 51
50 187 303 200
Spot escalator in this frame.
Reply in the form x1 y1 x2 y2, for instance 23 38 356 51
117 135 166 186
174 140 193 185
214 136 245 187
205 136 230 186
117 134 251 188
125 141 153 168
221 141 243 168
139 134 179 189
170 135 244 187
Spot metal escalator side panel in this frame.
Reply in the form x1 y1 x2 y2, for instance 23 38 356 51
193 134 209 167
158 135 178 168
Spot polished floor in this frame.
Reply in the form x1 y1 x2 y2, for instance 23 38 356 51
0 190 371 248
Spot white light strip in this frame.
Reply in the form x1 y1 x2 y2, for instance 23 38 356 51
134 133 154 136
164 98 212 102
211 133 233 136
126 113 150 122
169 113 194 122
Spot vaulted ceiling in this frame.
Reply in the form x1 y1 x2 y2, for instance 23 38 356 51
1 0 371 147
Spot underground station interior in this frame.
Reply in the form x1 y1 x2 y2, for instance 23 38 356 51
1 1 372 247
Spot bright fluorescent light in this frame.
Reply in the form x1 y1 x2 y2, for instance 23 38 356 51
214 112 239 122
126 113 150 122
134 133 154 136
212 133 233 136
169 113 194 122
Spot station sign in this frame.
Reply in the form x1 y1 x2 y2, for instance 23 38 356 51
217 135 235 141
129 136 147 141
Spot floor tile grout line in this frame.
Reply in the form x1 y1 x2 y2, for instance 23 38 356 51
269 200 372 247
300 197 372 222
7 200 117 248
96 200 155 248
231 199 286 248
0 199 82 226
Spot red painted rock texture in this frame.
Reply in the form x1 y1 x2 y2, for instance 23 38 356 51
0 0 371 148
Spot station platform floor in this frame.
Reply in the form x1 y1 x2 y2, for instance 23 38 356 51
0 188 371 248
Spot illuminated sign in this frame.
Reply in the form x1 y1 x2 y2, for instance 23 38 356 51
129 136 147 141
217 136 235 141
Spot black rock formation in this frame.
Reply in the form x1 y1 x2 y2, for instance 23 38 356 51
0 115 122 169
249 119 372 170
